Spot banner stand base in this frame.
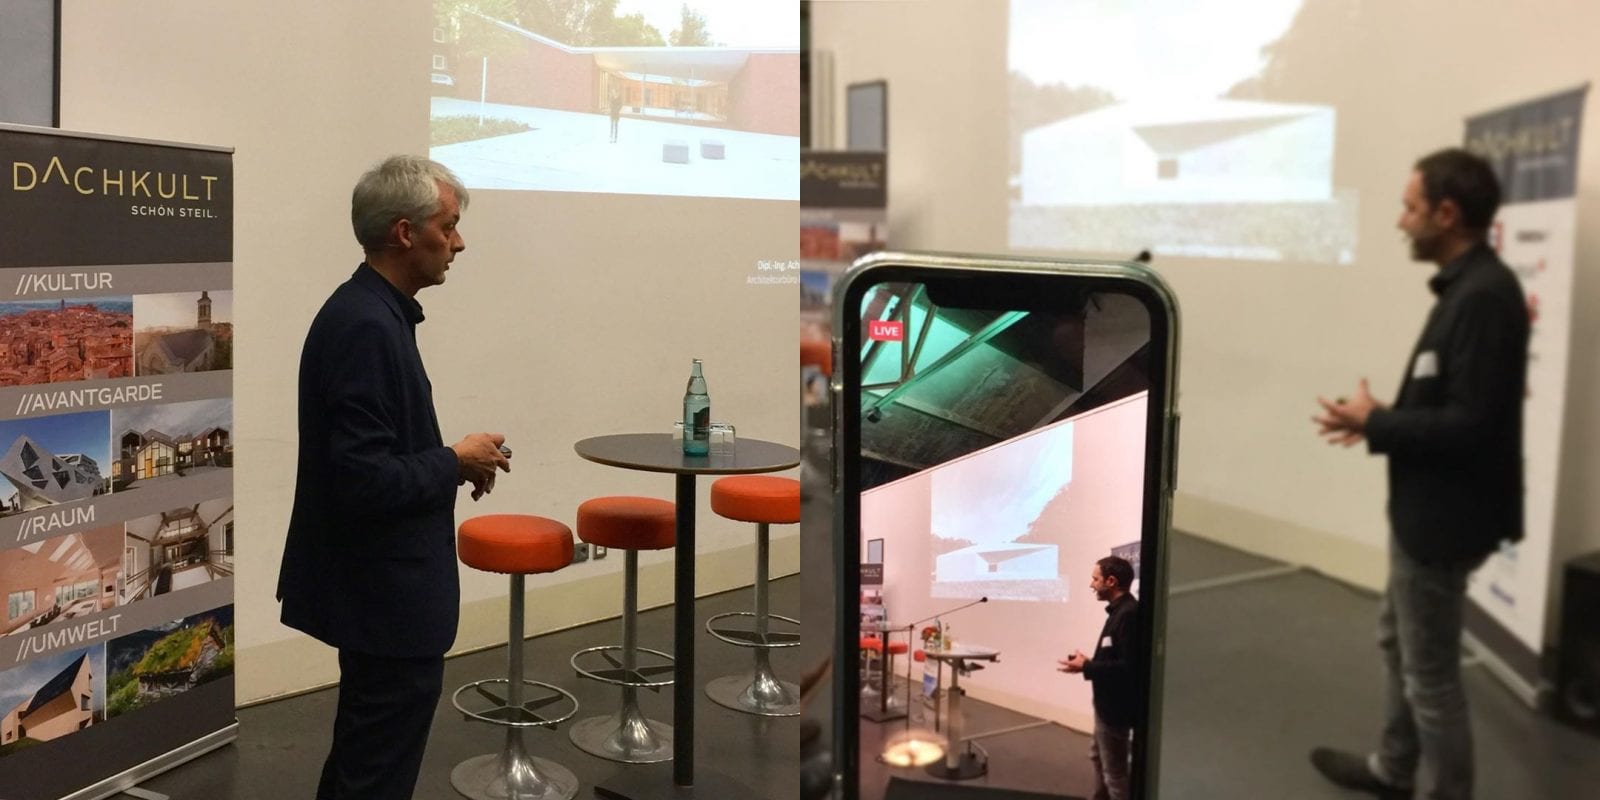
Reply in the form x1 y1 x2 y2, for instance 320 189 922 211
65 723 238 800
118 788 170 800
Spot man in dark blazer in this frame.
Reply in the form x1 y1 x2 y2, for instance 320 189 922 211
277 155 510 800
1312 148 1528 800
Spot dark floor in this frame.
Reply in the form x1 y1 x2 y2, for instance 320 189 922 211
857 686 1092 800
809 531 1600 799
1157 536 1600 799
132 577 802 800
120 532 1600 799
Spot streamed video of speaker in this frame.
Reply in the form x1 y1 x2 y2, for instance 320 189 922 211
854 281 1152 799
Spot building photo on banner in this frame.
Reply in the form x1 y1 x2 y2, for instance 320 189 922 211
0 123 236 800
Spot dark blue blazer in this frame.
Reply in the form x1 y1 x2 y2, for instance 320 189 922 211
277 264 461 657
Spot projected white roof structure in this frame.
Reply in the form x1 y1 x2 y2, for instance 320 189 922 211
936 543 1059 582
477 16 790 81
1020 98 1335 205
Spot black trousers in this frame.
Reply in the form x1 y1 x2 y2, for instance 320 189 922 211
316 649 445 800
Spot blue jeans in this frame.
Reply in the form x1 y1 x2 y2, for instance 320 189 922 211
1372 539 1486 800
1091 716 1132 800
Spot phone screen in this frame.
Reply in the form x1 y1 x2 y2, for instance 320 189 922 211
835 262 1175 800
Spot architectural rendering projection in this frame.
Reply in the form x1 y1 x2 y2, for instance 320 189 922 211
121 499 233 602
110 399 232 491
1008 0 1356 263
0 412 111 517
105 607 233 719
430 0 799 199
931 421 1075 602
0 648 106 757
0 297 133 386
133 291 233 376
1 525 124 637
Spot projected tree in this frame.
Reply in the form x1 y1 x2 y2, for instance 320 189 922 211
1008 72 1118 178
611 10 667 46
520 0 668 46
670 3 715 47
1226 0 1364 104
439 0 668 47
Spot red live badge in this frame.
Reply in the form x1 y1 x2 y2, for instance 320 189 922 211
868 320 904 342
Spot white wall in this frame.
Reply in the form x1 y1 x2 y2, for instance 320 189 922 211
811 0 1600 649
60 0 798 702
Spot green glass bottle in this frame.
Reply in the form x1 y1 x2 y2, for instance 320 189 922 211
683 358 710 455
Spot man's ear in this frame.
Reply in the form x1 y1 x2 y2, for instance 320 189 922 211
1433 197 1463 232
390 217 414 250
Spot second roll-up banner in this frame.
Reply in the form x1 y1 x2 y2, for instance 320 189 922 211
0 123 236 800
1460 85 1588 706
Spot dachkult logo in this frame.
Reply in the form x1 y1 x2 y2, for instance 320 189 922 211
11 155 223 219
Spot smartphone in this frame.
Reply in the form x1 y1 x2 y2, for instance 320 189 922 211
830 253 1179 800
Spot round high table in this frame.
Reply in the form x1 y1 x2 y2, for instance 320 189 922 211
575 434 800 800
922 644 1000 781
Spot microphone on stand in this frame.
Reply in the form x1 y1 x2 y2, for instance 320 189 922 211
883 597 994 757
906 596 988 629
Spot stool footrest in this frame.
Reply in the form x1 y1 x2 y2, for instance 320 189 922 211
451 678 578 730
705 611 801 649
570 645 675 689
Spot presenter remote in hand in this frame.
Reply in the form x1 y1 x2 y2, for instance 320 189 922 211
277 155 495 800
453 433 511 500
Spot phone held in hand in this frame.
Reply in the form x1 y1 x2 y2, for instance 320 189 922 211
830 253 1180 800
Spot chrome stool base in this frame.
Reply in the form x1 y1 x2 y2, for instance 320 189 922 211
451 743 580 800
859 684 908 713
706 664 800 717
569 707 674 763
451 570 581 800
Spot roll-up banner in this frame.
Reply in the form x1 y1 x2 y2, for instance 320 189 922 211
0 123 235 800
800 149 887 421
1460 85 1587 707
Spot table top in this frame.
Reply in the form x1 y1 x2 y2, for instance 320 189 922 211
923 645 1000 661
574 433 800 476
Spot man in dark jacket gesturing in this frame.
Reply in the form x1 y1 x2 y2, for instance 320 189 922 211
1312 148 1528 800
1060 555 1141 800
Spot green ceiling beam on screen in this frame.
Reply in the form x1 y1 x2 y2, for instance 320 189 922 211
863 309 1028 419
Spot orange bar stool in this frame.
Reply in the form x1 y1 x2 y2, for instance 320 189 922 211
800 336 832 377
704 475 801 716
451 514 580 800
863 636 911 722
859 636 884 693
568 496 677 763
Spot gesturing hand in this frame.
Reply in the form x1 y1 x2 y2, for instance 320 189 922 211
1057 650 1088 673
1313 378 1383 447
452 432 510 495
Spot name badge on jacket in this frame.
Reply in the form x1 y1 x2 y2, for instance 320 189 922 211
1412 351 1439 379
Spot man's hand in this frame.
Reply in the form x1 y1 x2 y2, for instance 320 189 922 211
1057 650 1088 674
453 433 510 499
1313 378 1384 447
470 472 496 502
